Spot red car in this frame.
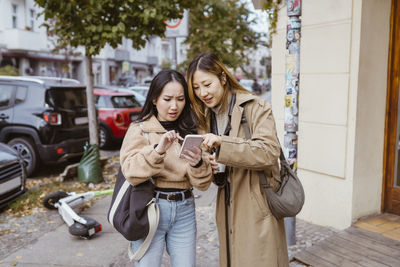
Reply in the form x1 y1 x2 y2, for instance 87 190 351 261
94 88 142 148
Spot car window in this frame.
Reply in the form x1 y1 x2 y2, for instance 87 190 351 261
46 87 87 110
0 85 14 108
111 95 141 108
96 95 107 108
15 86 27 104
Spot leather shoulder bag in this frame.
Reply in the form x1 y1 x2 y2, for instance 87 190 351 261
241 107 305 220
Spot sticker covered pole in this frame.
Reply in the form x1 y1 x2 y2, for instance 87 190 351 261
284 0 301 246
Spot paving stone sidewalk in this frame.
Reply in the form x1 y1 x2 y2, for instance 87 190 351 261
115 184 337 267
0 183 336 267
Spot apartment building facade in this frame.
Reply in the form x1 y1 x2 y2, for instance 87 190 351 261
0 0 180 84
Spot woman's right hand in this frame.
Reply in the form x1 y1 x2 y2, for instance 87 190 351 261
155 130 183 154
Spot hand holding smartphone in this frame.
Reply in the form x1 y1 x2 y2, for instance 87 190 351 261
179 134 203 159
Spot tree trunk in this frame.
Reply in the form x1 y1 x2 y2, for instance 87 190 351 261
84 55 99 145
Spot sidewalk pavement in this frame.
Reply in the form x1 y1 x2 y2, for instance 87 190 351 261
2 148 398 266
0 184 219 267
1 195 127 267
0 176 341 267
0 180 339 267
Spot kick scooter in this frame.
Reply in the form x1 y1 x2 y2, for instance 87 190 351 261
42 189 113 238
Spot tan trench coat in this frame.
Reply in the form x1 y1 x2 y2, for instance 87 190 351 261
215 93 289 267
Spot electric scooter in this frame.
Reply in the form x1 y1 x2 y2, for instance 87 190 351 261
42 189 113 238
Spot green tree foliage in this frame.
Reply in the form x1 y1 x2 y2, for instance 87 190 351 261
161 59 172 70
35 0 193 56
34 0 193 146
262 0 282 45
184 0 262 72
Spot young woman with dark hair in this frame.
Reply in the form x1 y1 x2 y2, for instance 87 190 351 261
120 69 213 266
136 69 197 137
186 53 289 267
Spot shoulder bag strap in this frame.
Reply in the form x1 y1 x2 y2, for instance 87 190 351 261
128 200 159 261
126 122 159 262
240 108 285 188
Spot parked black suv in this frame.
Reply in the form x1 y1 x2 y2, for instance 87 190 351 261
0 76 89 176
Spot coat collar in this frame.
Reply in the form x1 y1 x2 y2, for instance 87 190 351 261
235 92 258 107
230 93 257 137
140 115 167 133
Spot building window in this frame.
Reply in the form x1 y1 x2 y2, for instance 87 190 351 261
29 9 35 31
12 4 18 28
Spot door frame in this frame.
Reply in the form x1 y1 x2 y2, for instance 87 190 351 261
383 0 400 214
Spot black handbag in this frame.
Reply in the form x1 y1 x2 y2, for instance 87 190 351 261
241 109 305 220
107 168 159 260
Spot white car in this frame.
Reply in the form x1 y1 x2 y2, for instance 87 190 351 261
128 84 150 98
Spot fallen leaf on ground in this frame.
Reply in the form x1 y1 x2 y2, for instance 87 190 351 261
5 156 119 218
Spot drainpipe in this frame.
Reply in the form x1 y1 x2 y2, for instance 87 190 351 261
284 0 301 246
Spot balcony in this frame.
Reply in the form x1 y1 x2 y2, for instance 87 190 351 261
2 28 47 52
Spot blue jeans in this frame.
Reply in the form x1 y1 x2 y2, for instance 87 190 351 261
131 192 196 267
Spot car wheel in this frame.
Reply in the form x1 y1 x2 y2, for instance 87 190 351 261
99 126 111 149
8 137 38 177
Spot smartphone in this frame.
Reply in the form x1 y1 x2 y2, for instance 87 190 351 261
179 134 203 159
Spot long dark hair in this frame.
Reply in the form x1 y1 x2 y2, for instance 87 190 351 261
136 70 197 136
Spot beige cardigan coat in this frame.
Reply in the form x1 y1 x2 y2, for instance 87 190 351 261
120 115 213 191
213 93 289 267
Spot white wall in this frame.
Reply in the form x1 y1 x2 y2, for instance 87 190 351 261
271 0 390 229
351 0 390 220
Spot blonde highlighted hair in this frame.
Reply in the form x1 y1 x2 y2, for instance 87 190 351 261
186 52 250 131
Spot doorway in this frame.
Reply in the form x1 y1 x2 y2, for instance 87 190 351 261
383 0 400 215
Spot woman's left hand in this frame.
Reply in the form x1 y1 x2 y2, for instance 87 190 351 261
180 146 202 167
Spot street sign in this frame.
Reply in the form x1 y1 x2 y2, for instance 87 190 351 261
164 10 189 38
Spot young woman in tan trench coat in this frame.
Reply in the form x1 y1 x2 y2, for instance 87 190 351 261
186 53 289 267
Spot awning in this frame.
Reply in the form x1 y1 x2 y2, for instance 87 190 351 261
1 52 82 63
